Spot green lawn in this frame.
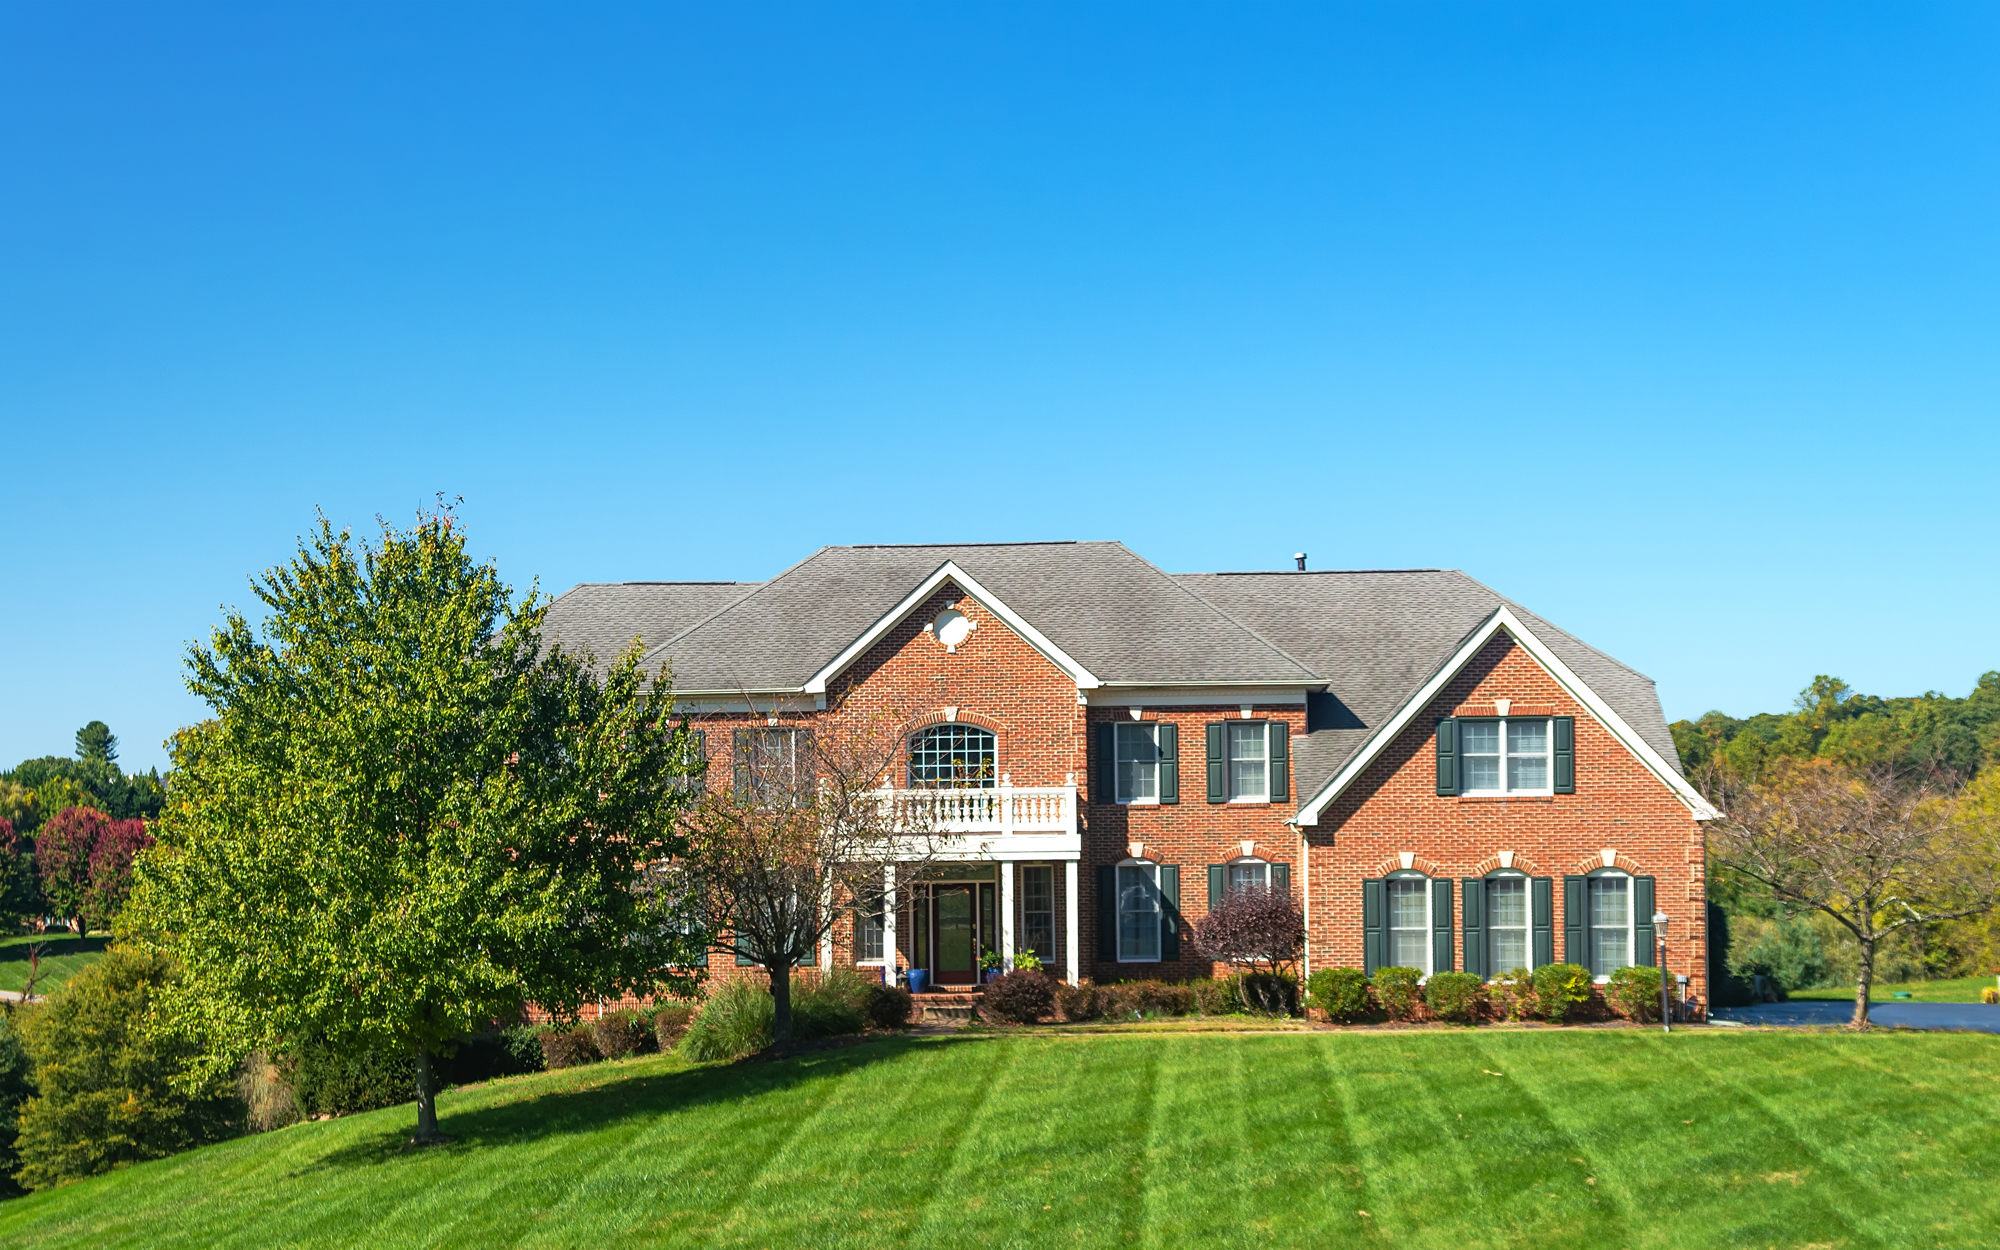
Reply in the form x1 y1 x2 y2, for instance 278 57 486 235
1789 975 2000 1003
3 1028 1998 1248
0 933 107 995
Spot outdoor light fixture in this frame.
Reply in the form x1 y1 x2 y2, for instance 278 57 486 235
1653 910 1672 1033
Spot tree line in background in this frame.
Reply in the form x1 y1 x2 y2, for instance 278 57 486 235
0 722 164 943
1674 672 2000 1016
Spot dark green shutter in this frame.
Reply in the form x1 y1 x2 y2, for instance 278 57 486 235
1363 878 1385 974
1532 877 1554 967
1435 718 1458 795
1553 716 1575 794
1094 723 1115 803
1158 723 1179 804
1269 721 1289 802
1563 875 1586 966
1098 865 1118 962
733 728 752 798
1159 866 1180 960
1206 723 1226 802
1207 865 1225 910
1634 876 1656 968
1462 879 1486 979
1271 862 1290 895
1431 878 1454 973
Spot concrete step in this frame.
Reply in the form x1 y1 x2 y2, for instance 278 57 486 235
915 990 985 1027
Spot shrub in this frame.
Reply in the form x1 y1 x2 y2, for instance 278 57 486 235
0 1007 34 1196
1190 978 1230 1016
591 1011 649 1060
1371 967 1423 1021
864 984 913 1030
791 966 876 1040
1487 969 1538 1022
652 1002 697 1049
1531 963 1593 1023
538 1026 602 1070
1983 987 1999 1005
1306 968 1370 1023
1607 965 1664 1023
678 978 773 1061
287 1037 416 1115
982 970 1057 1023
1192 886 1305 972
1231 972 1299 1017
1424 971 1483 1024
440 1025 545 1082
1054 981 1100 1021
236 1051 300 1132
13 949 242 1191
1013 950 1043 973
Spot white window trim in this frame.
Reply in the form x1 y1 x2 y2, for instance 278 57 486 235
1114 722 1162 806
1587 869 1635 983
1225 856 1271 892
1483 871 1532 979
1386 871 1433 977
1226 720 1275 803
1115 858 1162 963
1459 716 1555 797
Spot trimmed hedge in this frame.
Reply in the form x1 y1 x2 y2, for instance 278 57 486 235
591 1011 650 1060
652 1002 696 1051
1371 967 1423 1021
981 970 1056 1023
865 983 913 1030
1607 965 1664 1023
1531 964 1594 1023
1424 971 1483 1023
538 1026 601 1070
1306 968 1370 1023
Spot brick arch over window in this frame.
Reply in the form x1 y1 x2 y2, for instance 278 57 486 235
1569 850 1651 876
909 710 1009 770
1470 852 1547 877
1369 853 1446 879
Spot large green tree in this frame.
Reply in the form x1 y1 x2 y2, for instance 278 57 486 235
127 508 704 1142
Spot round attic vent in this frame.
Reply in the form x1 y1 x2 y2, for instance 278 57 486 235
934 608 974 651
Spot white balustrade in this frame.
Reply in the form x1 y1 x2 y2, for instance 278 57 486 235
875 776 1076 835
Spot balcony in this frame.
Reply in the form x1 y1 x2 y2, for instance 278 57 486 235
877 774 1079 859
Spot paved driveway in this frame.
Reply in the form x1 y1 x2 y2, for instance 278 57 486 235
1712 1000 2000 1032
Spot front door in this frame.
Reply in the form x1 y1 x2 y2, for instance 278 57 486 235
935 885 977 984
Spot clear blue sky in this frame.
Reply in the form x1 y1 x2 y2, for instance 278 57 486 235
4 3 1996 775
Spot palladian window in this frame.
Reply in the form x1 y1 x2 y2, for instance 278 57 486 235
908 724 996 788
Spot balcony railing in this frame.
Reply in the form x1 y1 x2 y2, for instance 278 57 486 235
877 774 1077 835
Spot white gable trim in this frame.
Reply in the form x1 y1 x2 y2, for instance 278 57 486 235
802 560 1102 695
1294 607 1718 826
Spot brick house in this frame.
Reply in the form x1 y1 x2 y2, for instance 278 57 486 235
546 542 1718 1010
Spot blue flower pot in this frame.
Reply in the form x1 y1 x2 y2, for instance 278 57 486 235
907 969 929 995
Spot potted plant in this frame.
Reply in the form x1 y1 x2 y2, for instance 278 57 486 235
981 950 1004 983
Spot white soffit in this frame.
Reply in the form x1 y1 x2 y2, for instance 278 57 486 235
1293 606 1719 825
803 560 1101 694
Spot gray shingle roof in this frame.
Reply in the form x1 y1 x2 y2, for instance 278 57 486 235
1174 570 1684 795
546 546 1683 811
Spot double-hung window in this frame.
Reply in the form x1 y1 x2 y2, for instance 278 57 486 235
1486 876 1530 973
855 894 885 963
1021 866 1055 960
1588 874 1633 977
1117 862 1162 961
1460 718 1552 795
1387 875 1431 973
1116 723 1160 804
1227 860 1270 893
1226 722 1268 801
735 726 812 806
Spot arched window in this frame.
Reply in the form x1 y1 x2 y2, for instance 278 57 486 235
907 724 997 789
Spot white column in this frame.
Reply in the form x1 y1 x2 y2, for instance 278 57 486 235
882 861 898 982
1000 861 1017 969
1064 859 1081 986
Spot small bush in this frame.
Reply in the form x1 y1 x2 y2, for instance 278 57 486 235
1134 982 1196 1016
1425 971 1483 1024
1486 969 1538 1022
1983 987 1999 1005
538 1026 602 1070
678 978 773 1061
652 1002 696 1050
288 1038 414 1117
591 1011 649 1060
1371 967 1423 1021
864 984 913 1030
1190 978 1230 1016
1012 950 1043 973
1054 981 1100 1021
1306 968 1371 1023
1607 965 1664 1023
1531 964 1593 1023
236 1052 300 1132
0 1007 32 1196
982 970 1057 1023
441 1025 545 1082
1230 972 1299 1017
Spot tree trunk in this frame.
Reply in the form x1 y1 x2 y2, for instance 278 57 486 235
770 959 794 1046
412 1046 441 1143
1852 940 1875 1028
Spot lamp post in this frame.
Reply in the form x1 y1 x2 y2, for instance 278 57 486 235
1653 910 1672 1033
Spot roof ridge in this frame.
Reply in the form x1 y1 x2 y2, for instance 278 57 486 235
843 540 1083 549
1443 568 1658 688
1120 544 1322 681
1179 568 1447 577
639 547 833 667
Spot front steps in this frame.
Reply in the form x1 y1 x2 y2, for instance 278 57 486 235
914 989 984 1027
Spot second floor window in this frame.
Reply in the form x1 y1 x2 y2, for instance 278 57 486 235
908 724 996 788
1461 718 1551 794
1226 722 1269 801
1116 723 1160 803
734 726 812 805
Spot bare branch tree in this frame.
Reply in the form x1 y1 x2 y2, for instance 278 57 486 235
672 702 948 1046
1709 759 2000 1025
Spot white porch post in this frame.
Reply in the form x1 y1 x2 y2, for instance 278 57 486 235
1000 861 1016 969
883 861 898 982
1064 859 1081 986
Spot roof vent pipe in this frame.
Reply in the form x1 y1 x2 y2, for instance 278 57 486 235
1294 552 1307 571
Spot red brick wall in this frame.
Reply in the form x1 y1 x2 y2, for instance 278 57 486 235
1304 633 1708 1008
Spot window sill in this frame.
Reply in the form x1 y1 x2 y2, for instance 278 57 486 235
1227 796 1270 805
1115 798 1160 807
1116 957 1162 964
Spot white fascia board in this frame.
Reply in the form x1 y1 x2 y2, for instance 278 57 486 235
1087 685 1310 707
802 560 1100 694
1294 607 1719 826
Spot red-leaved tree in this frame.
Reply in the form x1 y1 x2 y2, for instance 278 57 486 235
1193 885 1305 1012
87 818 154 930
36 806 110 933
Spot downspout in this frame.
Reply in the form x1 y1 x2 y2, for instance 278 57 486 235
1292 819 1310 981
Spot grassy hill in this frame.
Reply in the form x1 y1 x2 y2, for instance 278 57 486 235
2 1027 1996 1248
0 934 107 996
